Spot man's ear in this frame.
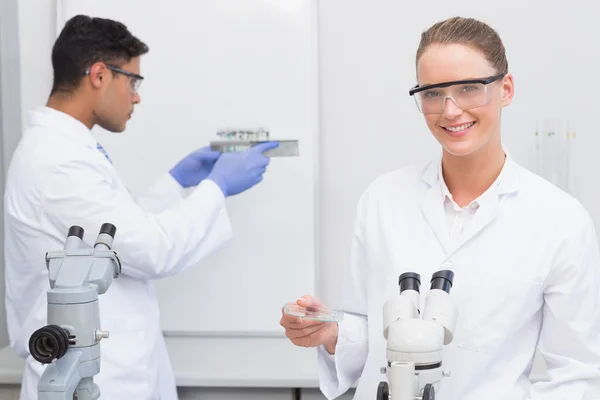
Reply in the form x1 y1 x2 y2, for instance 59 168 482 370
88 62 108 89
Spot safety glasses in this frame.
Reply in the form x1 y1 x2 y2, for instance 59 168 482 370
84 64 144 94
408 73 506 114
105 65 144 94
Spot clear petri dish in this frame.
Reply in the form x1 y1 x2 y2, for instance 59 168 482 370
284 304 344 322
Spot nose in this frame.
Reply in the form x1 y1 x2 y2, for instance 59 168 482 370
132 92 141 104
442 97 462 119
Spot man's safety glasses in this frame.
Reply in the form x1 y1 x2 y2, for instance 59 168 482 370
105 65 144 94
85 64 144 94
408 73 506 114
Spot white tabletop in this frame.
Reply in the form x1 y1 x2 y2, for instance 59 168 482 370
0 336 323 387
0 336 549 387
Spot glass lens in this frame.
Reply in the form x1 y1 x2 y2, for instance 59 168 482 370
415 83 489 114
129 77 142 93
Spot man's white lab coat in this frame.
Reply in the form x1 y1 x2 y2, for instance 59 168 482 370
4 106 233 399
318 154 600 399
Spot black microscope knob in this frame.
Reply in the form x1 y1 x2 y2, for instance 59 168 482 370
377 381 390 400
423 383 435 400
29 325 70 364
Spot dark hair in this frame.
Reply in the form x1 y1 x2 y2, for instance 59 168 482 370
416 17 508 74
50 14 149 94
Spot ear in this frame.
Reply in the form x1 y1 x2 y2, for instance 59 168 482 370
500 73 514 107
87 62 108 89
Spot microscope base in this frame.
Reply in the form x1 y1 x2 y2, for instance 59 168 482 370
37 346 101 400
377 361 440 400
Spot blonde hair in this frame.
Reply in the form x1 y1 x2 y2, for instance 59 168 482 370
416 17 508 74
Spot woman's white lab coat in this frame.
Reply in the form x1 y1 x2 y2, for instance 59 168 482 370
3 106 232 400
317 154 600 400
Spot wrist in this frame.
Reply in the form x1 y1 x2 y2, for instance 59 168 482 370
323 322 339 355
206 174 228 197
169 168 185 188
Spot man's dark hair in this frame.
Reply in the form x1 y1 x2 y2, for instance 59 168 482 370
50 14 149 94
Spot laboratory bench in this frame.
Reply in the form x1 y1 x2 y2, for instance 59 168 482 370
0 336 356 399
0 336 548 399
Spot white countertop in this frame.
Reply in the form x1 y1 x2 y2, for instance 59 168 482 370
0 336 323 387
0 346 23 385
0 336 550 387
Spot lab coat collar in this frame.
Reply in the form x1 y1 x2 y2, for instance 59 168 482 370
420 147 520 255
28 106 98 150
421 147 520 197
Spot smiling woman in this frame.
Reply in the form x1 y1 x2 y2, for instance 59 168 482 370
282 16 600 400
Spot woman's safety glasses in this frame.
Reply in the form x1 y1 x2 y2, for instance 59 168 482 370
408 73 505 114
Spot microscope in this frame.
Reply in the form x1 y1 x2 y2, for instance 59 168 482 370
28 223 121 400
377 270 458 400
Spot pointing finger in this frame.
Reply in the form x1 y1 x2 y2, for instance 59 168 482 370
251 141 279 153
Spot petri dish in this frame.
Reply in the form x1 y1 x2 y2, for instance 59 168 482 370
284 304 344 322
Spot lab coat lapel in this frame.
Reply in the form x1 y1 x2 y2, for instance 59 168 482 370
453 194 500 252
450 154 520 253
420 160 452 254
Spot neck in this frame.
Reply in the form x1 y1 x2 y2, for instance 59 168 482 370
441 137 506 207
46 91 95 130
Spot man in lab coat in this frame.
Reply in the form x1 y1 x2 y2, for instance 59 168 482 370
4 14 278 400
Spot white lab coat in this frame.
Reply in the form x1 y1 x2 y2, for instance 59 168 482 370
3 106 233 400
317 154 600 399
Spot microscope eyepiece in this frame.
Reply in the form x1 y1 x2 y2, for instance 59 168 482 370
99 223 117 238
28 325 70 364
399 272 421 293
67 226 84 239
95 223 117 249
430 270 454 293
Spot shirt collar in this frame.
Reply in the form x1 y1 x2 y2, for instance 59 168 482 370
28 106 98 149
423 147 520 204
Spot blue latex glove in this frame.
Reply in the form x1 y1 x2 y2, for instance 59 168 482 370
169 146 221 188
207 142 279 196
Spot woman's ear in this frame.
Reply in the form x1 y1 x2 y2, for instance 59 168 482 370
501 73 515 107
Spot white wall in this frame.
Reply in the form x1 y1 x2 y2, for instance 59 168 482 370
15 0 55 131
0 0 23 349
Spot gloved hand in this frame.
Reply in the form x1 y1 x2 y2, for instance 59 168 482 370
207 142 279 196
169 146 221 188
